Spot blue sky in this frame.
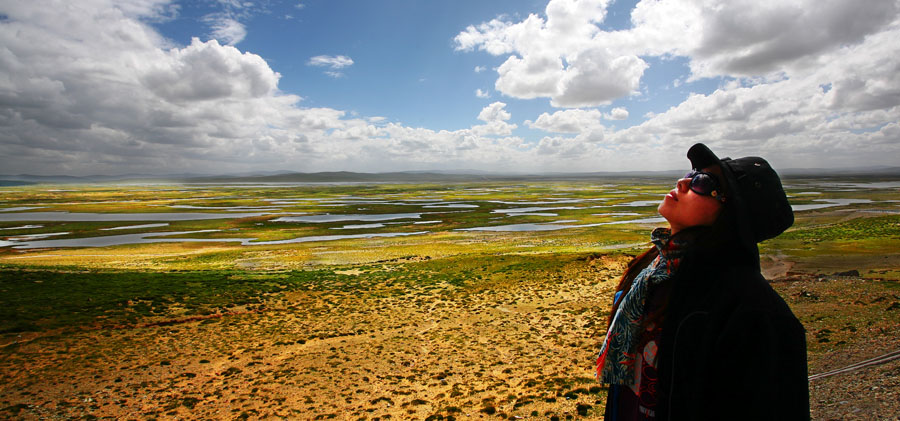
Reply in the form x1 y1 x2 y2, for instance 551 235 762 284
157 1 536 128
152 0 715 134
0 0 898 175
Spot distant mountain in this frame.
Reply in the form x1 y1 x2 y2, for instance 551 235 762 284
3 166 899 185
186 171 502 183
0 180 35 186
183 170 698 184
780 166 900 177
0 173 200 183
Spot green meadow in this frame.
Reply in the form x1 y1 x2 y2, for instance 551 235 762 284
1 178 898 419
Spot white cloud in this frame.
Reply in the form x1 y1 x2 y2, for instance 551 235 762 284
552 47 646 107
450 0 900 171
0 1 550 175
0 0 353 174
602 20 900 169
456 0 898 104
205 15 247 45
477 102 512 122
141 38 278 102
471 120 517 136
526 109 604 133
307 55 354 78
475 89 490 98
591 0 896 82
0 0 898 176
606 107 628 120
474 65 486 73
308 55 354 69
455 0 645 107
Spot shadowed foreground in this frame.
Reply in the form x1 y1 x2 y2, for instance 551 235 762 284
1 251 898 420
1 253 626 419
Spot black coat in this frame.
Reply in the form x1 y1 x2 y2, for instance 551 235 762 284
652 253 810 420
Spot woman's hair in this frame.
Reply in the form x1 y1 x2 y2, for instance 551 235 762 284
605 245 659 327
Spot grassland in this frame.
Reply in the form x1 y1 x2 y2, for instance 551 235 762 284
1 178 898 419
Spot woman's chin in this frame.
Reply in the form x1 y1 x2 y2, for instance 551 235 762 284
657 201 671 218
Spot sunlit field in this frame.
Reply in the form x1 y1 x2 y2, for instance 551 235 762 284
1 177 898 419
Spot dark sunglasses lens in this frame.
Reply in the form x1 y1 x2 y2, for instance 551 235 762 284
690 173 716 195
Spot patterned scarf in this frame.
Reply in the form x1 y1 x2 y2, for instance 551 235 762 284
596 227 688 385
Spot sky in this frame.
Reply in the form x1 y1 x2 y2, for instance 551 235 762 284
0 0 898 176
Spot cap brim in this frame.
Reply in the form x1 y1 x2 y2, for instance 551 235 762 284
687 143 761 265
687 143 720 170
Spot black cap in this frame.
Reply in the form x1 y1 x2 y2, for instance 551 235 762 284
687 143 794 253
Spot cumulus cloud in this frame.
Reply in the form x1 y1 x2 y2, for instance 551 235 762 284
475 89 490 98
526 109 604 133
606 107 628 120
0 0 898 176
455 0 645 107
0 1 543 175
602 20 900 169
141 38 278 102
456 0 898 103
611 0 900 80
472 102 517 136
452 0 900 170
0 0 353 174
477 102 512 122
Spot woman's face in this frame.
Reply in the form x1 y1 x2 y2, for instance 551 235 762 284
657 165 724 235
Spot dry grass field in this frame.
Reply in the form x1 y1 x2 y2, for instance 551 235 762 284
1 179 898 419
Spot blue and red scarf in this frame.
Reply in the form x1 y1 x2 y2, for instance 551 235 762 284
596 227 687 385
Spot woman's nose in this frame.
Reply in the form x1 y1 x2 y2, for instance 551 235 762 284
676 178 690 192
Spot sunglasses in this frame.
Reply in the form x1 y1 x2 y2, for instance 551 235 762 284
684 169 726 201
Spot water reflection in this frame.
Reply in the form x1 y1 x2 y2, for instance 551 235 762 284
604 200 660 207
0 224 43 230
458 216 666 232
169 205 284 212
6 232 70 241
492 206 579 214
101 223 170 231
791 198 874 211
6 230 224 249
2 229 430 249
272 213 422 223
460 223 576 232
0 211 275 222
423 204 479 208
332 223 386 230
0 207 44 212
489 199 594 205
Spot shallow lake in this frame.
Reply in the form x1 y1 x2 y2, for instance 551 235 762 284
272 213 423 223
1 179 893 250
458 216 666 232
0 211 275 222
791 198 874 211
2 229 430 249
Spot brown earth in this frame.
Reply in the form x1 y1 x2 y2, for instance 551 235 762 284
1 254 898 420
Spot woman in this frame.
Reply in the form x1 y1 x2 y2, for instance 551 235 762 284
597 143 809 420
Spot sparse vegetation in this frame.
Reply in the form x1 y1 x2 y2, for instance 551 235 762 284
0 178 898 419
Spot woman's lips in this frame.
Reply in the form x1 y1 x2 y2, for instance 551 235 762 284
666 190 678 201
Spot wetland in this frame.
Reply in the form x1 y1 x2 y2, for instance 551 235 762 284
1 176 898 419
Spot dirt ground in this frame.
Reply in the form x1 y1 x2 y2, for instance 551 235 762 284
1 253 898 420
